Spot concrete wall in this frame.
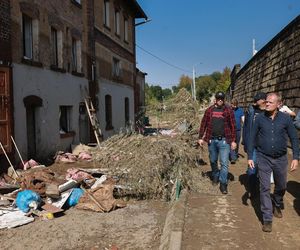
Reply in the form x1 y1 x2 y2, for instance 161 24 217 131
97 78 134 139
13 63 88 159
230 15 300 112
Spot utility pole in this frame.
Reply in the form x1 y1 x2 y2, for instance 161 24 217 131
192 66 196 101
252 39 258 56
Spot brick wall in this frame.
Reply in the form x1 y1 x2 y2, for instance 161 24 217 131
0 0 11 63
230 15 300 112
10 0 87 76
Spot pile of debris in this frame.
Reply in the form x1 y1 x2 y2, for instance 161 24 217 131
0 154 126 229
90 133 213 201
146 89 202 136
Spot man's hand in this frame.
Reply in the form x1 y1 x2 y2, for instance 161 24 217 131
198 139 204 147
290 159 298 171
231 142 237 150
248 160 255 169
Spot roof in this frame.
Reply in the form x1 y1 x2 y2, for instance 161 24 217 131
126 0 147 19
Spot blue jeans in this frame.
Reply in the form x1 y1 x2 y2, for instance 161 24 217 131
208 138 230 184
230 130 241 161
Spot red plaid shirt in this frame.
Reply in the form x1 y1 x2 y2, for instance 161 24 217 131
199 104 236 144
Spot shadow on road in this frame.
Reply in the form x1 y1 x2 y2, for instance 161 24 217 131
239 173 263 223
287 180 300 216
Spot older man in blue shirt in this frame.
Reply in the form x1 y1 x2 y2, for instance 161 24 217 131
248 92 299 233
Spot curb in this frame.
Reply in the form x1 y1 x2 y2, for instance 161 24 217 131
159 189 188 250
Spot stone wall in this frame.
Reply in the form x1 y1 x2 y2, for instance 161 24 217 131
230 15 300 112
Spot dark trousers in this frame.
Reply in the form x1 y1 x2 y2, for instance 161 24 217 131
257 152 288 222
229 130 241 161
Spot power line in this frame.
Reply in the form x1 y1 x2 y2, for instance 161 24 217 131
136 44 192 74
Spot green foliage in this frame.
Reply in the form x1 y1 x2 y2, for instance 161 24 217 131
145 83 173 105
195 67 231 102
178 74 192 91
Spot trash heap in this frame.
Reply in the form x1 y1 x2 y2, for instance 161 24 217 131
90 133 213 201
0 150 126 229
146 88 202 136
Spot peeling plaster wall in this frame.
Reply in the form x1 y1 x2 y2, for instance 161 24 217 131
13 63 88 159
97 78 134 139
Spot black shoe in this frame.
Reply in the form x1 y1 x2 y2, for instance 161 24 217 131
262 221 272 232
212 177 219 186
220 183 228 194
273 206 283 218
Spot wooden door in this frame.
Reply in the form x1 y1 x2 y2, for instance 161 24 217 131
0 67 12 153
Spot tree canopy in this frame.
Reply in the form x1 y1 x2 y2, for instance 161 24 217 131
144 66 231 105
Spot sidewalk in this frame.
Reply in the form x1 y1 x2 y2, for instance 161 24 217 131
180 152 300 250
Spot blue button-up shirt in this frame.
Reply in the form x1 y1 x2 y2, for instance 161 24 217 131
248 111 299 160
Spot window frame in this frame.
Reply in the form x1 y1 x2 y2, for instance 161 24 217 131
51 27 58 66
104 0 110 28
125 97 129 126
114 10 120 36
124 17 128 42
105 95 113 130
22 14 33 59
59 105 72 134
112 57 121 78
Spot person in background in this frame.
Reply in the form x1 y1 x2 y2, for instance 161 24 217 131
242 92 267 199
247 92 299 233
198 91 236 194
229 99 245 164
279 101 296 117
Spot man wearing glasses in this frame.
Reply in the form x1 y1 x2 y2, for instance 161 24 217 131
198 91 237 194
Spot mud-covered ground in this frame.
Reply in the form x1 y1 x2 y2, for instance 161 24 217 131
0 197 169 250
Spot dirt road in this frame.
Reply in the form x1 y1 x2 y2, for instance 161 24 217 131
181 151 300 250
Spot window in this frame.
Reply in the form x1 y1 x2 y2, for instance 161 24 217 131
72 38 82 72
104 0 110 27
124 18 128 42
125 97 129 126
112 57 121 77
51 27 58 66
105 95 113 130
59 106 72 133
74 0 81 3
114 10 120 35
23 14 33 59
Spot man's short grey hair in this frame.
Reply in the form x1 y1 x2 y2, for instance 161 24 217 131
267 92 282 103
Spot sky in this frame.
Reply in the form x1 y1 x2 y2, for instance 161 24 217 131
135 0 300 89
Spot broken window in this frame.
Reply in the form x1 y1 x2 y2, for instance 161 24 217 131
112 57 121 77
105 95 113 130
125 97 129 126
23 14 33 59
104 0 110 27
59 106 72 133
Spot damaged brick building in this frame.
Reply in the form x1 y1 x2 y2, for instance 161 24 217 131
0 0 147 168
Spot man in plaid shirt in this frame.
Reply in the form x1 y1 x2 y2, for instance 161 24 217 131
198 91 236 194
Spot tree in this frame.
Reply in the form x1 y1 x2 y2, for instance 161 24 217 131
215 67 231 93
178 74 192 91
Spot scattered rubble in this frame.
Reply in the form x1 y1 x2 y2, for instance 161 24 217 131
0 89 213 230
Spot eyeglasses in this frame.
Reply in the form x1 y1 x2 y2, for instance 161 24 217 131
216 99 224 102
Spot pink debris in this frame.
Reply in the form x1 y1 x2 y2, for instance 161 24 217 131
78 151 92 161
66 168 94 181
